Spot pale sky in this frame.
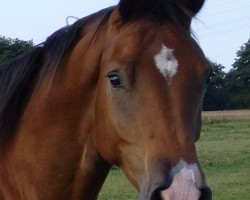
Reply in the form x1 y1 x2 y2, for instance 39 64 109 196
1 0 249 71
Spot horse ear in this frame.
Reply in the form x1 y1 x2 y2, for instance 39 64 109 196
181 0 205 15
118 0 150 20
118 0 132 17
118 0 205 20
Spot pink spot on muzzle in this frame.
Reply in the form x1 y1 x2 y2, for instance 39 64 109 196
160 166 201 200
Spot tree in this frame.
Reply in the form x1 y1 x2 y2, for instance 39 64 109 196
0 36 33 66
203 62 229 111
226 38 250 109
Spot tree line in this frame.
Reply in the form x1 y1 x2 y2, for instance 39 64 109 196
203 38 250 110
0 36 249 111
0 36 33 66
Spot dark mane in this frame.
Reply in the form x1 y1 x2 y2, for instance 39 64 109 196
0 6 114 145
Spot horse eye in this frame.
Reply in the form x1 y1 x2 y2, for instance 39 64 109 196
107 72 123 88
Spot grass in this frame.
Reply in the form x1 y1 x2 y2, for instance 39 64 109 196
98 168 138 200
202 110 250 124
98 110 250 200
197 119 250 200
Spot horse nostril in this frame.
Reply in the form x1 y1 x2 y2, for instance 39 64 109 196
148 187 165 200
199 186 212 200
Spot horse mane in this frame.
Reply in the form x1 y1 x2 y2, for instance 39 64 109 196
0 6 115 145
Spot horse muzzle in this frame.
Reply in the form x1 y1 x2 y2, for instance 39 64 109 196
146 184 212 200
139 160 212 200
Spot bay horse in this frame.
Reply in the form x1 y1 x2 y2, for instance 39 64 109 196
0 0 212 199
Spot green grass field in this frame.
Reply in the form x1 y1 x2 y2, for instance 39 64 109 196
98 110 250 200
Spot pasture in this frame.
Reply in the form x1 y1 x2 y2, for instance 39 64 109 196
98 110 250 200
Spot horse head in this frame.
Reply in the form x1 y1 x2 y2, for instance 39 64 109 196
0 1 212 200
94 0 212 199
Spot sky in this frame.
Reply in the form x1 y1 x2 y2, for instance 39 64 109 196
0 0 249 72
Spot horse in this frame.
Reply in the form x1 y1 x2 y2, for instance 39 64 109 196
0 0 213 199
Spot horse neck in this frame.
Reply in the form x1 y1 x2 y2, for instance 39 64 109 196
0 28 111 200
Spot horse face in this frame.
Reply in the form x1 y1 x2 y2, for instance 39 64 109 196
95 11 212 200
